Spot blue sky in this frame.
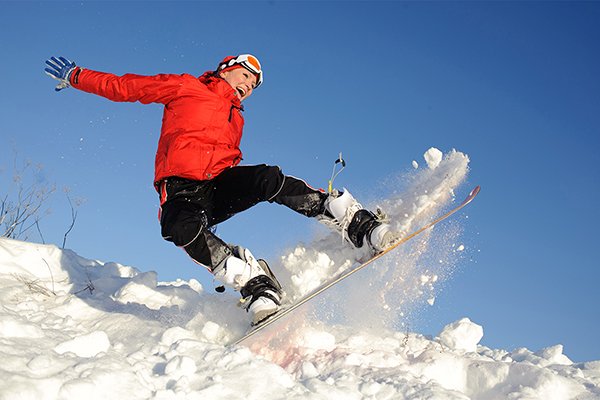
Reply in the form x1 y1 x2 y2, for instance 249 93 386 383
1 1 599 362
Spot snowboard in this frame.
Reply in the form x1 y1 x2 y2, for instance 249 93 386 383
230 185 481 346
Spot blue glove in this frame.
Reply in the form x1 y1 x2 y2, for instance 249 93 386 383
44 56 77 91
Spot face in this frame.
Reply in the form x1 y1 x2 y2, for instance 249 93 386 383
220 67 257 101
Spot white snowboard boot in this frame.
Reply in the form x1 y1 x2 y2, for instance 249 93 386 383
213 246 282 325
320 189 397 252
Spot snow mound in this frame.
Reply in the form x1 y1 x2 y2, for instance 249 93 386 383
54 330 111 358
1 234 599 399
438 317 484 353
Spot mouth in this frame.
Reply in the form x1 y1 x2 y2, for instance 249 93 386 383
236 87 246 98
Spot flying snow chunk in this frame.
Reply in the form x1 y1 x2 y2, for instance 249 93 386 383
424 147 443 170
412 160 419 169
438 318 483 353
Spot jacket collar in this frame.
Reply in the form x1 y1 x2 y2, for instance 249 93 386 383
199 71 243 109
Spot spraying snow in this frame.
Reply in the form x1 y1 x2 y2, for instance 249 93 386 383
278 148 471 332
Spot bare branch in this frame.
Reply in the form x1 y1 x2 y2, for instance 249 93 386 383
62 193 78 249
1 155 56 240
35 219 46 244
40 257 56 295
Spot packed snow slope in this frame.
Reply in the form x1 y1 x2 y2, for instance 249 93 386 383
1 149 599 399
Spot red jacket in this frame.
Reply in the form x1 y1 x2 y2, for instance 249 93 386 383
71 68 245 187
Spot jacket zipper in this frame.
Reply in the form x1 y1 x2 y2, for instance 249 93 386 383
229 104 244 122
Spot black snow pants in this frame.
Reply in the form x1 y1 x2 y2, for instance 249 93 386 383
157 164 328 270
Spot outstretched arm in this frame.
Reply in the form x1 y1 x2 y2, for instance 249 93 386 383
44 56 185 104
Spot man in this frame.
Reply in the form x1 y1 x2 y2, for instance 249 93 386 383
44 54 395 325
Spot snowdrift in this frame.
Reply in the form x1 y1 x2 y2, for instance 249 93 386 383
1 239 599 400
1 148 599 399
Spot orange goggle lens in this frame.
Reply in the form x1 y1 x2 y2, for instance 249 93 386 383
243 55 261 74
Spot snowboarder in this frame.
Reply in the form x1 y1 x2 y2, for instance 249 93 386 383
44 54 396 325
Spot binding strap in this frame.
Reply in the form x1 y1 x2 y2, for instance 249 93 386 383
240 275 282 309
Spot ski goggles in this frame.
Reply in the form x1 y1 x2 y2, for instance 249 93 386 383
218 54 263 88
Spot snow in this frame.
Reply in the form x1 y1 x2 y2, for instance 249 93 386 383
438 318 484 353
424 147 443 169
54 330 111 358
1 148 599 399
